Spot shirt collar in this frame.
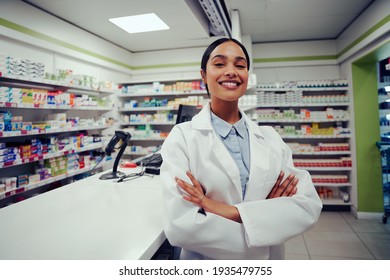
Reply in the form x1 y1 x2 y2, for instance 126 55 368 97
210 110 247 138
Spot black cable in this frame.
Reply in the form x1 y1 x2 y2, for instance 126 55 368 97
90 151 106 172
116 146 161 183
117 171 155 183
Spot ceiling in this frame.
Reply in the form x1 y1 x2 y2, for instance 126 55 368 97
22 0 375 53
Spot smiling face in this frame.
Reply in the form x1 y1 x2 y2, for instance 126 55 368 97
201 41 249 104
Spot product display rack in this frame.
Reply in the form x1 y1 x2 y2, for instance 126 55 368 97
0 124 109 138
0 165 97 200
0 74 115 205
118 79 208 157
119 106 176 112
251 81 352 209
0 142 104 169
0 73 117 97
0 103 112 111
378 81 390 139
376 142 390 224
0 143 104 199
377 62 390 223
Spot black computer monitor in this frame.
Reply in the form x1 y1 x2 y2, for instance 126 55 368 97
176 104 200 124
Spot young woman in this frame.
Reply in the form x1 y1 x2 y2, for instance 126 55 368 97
160 38 322 260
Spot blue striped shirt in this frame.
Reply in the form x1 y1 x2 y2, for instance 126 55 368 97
210 111 251 198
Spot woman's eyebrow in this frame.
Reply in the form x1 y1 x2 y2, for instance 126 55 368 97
211 54 227 60
211 54 247 63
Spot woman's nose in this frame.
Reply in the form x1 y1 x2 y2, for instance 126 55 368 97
225 69 237 77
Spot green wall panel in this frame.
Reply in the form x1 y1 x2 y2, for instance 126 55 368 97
352 62 383 212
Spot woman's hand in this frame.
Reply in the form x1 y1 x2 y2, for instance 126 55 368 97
267 171 298 199
175 171 242 223
175 171 206 206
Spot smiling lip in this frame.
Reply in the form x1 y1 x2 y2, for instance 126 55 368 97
219 80 241 88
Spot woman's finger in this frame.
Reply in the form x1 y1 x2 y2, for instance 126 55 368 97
267 171 284 198
282 178 299 197
186 171 204 193
175 177 204 204
175 177 195 196
274 174 295 197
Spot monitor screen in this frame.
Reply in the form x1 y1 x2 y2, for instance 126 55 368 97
176 104 200 124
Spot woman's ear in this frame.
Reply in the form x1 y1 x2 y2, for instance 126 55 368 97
200 69 206 84
201 69 210 96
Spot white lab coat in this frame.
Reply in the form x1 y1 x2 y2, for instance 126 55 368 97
160 102 322 260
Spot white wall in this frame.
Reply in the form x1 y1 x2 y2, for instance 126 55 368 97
337 0 390 63
253 40 337 59
251 40 340 83
253 65 341 84
128 47 204 82
130 39 342 83
0 0 133 78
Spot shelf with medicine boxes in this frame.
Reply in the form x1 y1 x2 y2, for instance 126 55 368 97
0 65 117 207
0 142 104 199
118 79 208 157
0 133 107 208
0 53 120 96
247 79 352 209
378 82 390 140
0 75 117 97
0 164 100 201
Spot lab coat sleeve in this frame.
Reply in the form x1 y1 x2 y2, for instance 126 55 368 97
160 125 254 259
235 126 323 247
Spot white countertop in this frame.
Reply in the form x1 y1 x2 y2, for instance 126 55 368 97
0 168 165 260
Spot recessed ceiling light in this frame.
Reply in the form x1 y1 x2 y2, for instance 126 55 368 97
109 13 169 34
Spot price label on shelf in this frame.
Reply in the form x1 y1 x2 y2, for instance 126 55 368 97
4 161 14 167
15 188 25 194
5 102 18 108
6 190 16 197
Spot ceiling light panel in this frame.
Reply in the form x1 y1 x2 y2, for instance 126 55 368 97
109 13 169 34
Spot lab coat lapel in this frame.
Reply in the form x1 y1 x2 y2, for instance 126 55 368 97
210 134 242 196
244 114 271 200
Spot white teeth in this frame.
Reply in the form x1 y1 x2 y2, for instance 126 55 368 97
221 82 238 87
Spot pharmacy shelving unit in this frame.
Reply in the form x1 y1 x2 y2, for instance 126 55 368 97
251 82 352 210
378 82 390 138
118 79 208 158
378 56 390 138
0 73 116 206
